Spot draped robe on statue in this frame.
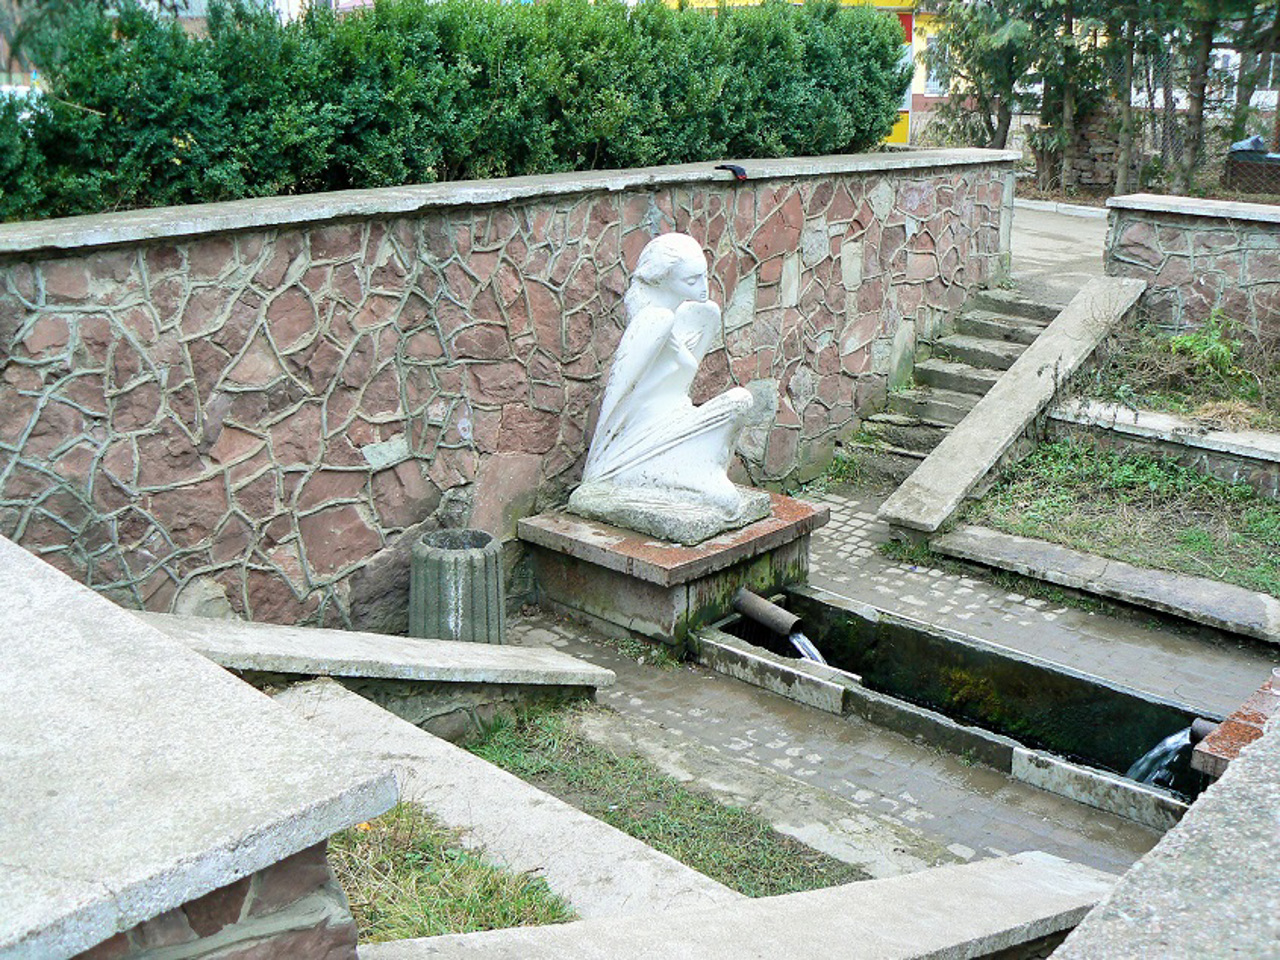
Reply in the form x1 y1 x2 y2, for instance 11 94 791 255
568 233 771 544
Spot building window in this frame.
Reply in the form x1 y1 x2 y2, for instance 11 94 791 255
925 36 946 97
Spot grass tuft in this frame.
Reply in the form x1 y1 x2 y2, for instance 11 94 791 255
470 705 869 897
329 802 576 943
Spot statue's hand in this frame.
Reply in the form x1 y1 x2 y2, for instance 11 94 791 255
675 299 720 329
673 300 720 359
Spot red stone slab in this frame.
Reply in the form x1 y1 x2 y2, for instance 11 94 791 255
517 492 829 588
1192 676 1280 779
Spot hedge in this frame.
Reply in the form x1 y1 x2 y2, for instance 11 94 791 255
1 0 910 222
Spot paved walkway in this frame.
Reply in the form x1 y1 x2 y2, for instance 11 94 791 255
1008 205 1109 307
809 487 1279 721
509 615 1158 877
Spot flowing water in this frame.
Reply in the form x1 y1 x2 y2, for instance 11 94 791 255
1126 727 1197 797
788 629 827 665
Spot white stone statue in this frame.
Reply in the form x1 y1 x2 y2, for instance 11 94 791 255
568 233 771 544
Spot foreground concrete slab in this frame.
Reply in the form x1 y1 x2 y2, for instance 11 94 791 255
932 524 1280 646
274 679 742 919
361 851 1114 960
137 611 615 689
878 276 1146 535
0 538 396 960
1057 717 1280 958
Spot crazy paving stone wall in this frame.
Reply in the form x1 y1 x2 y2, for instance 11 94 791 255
1106 201 1280 338
0 159 1011 629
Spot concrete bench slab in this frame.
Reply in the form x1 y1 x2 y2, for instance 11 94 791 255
0 538 396 960
932 524 1280 646
136 611 615 689
879 277 1146 535
360 851 1115 960
273 679 742 920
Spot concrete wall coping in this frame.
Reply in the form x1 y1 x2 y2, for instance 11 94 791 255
138 611 616 688
1051 398 1280 466
0 149 1019 257
0 539 398 960
1107 192 1280 225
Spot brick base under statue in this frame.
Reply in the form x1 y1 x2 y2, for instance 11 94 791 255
517 493 829 646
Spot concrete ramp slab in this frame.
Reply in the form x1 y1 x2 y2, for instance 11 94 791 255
879 277 1146 534
360 851 1115 960
273 679 741 921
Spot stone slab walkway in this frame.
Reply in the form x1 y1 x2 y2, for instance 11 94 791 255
507 617 1159 876
274 679 742 920
810 488 1280 721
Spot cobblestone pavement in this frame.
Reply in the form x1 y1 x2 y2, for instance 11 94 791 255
508 615 1159 877
807 486 1280 721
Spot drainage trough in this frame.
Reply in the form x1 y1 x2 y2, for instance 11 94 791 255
697 583 1214 831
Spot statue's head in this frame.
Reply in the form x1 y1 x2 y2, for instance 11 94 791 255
626 233 709 317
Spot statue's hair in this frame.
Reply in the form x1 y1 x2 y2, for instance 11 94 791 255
625 233 707 319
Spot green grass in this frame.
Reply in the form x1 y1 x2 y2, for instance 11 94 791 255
470 705 869 897
964 437 1280 598
329 802 576 943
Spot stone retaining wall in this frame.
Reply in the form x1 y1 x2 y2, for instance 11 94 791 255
77 843 358 960
1105 193 1280 337
0 150 1015 629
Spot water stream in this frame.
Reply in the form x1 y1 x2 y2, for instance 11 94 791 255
788 629 827 665
1125 727 1197 796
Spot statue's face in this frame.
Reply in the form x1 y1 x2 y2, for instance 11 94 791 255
665 259 708 304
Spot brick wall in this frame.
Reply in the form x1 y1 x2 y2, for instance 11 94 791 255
0 152 1014 630
1105 194 1280 336
76 843 358 960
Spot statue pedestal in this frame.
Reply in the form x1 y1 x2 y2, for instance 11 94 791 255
517 493 829 647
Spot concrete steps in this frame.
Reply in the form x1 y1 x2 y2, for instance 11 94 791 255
934 333 1027 371
972 288 1061 323
839 441 926 487
913 357 1001 396
275 679 742 920
860 413 950 454
879 278 1146 535
847 293 1058 489
956 309 1048 345
887 387 979 426
361 852 1115 960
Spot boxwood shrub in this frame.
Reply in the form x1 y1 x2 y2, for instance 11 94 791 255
2 0 910 221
